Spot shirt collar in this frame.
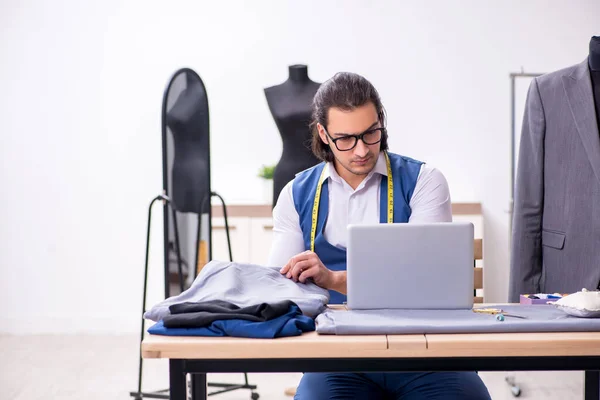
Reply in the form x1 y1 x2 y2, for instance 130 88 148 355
324 151 388 184
372 151 388 176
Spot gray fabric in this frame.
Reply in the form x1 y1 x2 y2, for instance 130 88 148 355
315 305 600 335
510 58 600 302
144 261 329 321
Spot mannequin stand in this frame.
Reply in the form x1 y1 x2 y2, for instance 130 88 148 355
130 192 258 400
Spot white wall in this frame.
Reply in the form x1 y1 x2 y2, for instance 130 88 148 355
1 0 598 333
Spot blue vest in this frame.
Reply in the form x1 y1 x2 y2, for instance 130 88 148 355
292 152 423 304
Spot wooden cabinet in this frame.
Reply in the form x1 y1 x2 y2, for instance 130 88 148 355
249 217 275 266
210 216 275 266
210 216 251 264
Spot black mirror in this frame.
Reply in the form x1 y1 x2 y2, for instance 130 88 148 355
162 68 211 294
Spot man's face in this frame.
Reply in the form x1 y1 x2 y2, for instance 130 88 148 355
317 102 382 178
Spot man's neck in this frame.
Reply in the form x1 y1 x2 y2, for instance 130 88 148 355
332 160 368 190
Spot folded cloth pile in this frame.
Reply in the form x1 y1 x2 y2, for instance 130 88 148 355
148 299 315 338
145 260 330 338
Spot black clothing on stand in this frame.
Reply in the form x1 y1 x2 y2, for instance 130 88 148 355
166 73 210 214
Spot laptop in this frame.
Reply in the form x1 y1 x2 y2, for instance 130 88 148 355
346 222 474 310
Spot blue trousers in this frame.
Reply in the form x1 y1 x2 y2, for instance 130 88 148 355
295 372 491 400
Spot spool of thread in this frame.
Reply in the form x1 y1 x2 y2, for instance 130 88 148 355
495 314 505 322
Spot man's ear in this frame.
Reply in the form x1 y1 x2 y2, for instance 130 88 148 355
317 123 329 145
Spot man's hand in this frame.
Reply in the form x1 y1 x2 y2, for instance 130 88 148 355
280 250 341 290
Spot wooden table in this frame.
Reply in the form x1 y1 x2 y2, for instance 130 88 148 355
142 330 600 400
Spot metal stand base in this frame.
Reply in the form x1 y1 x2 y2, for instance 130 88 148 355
129 375 258 399
129 384 258 399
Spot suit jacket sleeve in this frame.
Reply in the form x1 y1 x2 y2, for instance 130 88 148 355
509 77 546 302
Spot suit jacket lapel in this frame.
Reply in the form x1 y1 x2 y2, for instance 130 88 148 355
563 58 600 185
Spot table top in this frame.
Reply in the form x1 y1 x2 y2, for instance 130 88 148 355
141 331 600 360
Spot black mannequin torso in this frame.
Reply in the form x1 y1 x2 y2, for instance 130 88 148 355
166 74 210 214
265 65 321 207
589 36 600 133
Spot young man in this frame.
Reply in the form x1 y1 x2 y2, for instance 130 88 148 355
267 72 491 400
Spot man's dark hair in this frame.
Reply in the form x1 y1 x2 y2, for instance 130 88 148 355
310 72 388 162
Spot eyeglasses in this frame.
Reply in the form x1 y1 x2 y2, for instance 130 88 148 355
323 126 385 151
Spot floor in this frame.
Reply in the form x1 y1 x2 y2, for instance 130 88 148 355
0 334 584 400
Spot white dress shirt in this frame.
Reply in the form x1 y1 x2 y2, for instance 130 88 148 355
266 152 452 267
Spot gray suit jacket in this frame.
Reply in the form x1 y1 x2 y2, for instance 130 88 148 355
509 58 600 302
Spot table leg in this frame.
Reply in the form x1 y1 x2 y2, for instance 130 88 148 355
585 371 599 400
169 359 186 400
190 373 207 400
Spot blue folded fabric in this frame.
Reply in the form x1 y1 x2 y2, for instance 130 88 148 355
148 303 315 338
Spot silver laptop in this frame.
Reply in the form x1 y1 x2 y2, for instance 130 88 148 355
346 222 474 310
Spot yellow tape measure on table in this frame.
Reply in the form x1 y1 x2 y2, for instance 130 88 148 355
472 308 528 319
310 151 394 252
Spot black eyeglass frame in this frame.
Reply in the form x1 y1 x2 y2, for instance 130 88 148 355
323 126 386 152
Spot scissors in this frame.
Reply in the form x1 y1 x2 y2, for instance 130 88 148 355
473 308 528 319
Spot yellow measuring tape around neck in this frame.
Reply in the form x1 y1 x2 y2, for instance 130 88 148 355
310 151 394 252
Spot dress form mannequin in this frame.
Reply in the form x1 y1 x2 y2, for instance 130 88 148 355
588 36 600 131
166 73 210 214
265 65 321 207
